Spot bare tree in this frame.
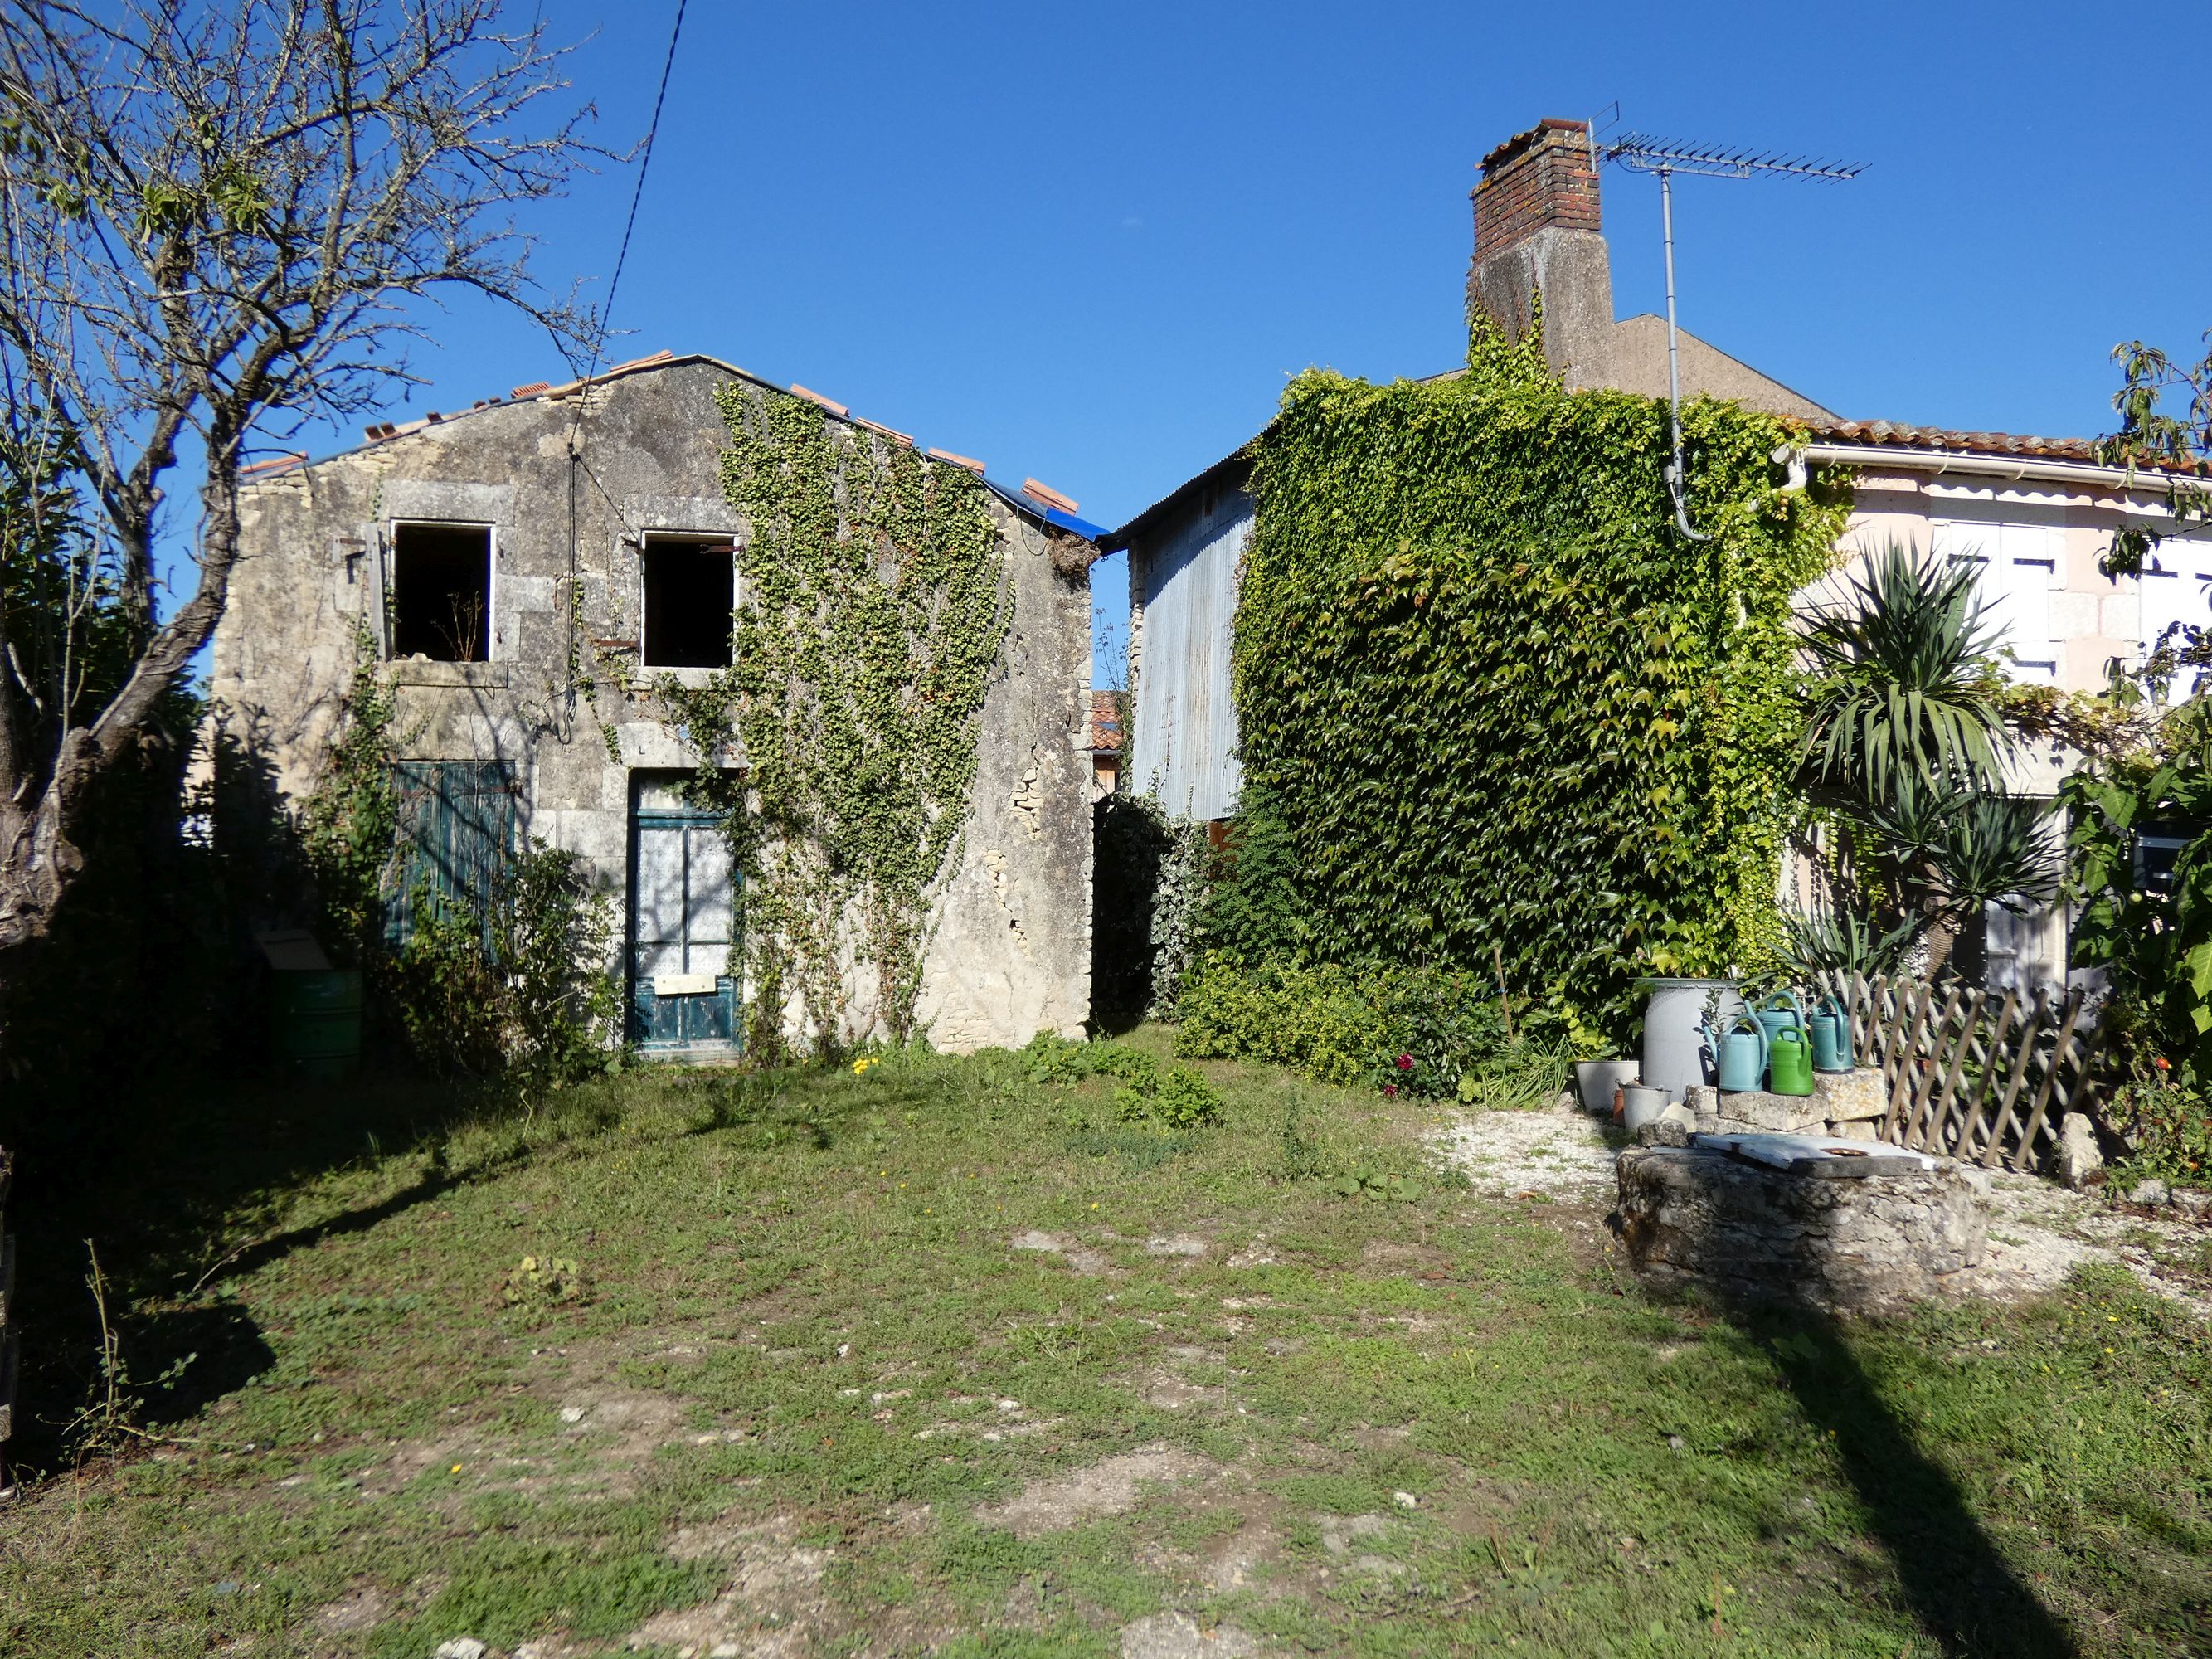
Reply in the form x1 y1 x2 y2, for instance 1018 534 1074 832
0 0 600 976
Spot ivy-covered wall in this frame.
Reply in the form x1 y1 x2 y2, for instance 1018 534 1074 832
1230 333 1850 1023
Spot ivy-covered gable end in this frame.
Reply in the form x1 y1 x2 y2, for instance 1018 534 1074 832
1231 332 1850 1023
660 383 1035 1055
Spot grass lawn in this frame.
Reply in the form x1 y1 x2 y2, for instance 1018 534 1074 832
2 1032 2208 1657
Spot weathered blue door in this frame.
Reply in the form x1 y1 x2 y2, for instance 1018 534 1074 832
384 760 518 946
627 781 741 1055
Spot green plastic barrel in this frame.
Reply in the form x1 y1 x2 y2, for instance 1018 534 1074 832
271 969 362 1078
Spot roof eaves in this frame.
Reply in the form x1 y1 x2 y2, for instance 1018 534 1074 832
982 476 1106 543
1101 439 1262 551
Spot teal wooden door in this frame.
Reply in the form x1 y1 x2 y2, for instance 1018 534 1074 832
627 786 740 1054
384 761 517 946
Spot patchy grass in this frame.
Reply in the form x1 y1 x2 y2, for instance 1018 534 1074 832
2 1033 2209 1657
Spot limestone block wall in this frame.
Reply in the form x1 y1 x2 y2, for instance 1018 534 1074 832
211 357 1091 1052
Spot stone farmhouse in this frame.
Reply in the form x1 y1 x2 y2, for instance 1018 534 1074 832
1109 117 2209 994
211 353 1101 1057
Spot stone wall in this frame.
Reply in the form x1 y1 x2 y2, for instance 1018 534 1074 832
1615 1144 1991 1315
211 357 1092 1052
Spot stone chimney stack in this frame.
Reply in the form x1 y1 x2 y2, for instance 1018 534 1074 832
1466 119 1615 385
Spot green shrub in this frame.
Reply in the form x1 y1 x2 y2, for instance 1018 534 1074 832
1024 1031 1223 1131
1152 1064 1226 1129
1172 956 1388 1086
1194 781 1306 965
2108 1069 2212 1189
1023 1031 1158 1090
1176 956 1519 1100
383 843 620 1087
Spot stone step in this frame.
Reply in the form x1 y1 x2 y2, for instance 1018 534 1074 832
1683 1067 1888 1132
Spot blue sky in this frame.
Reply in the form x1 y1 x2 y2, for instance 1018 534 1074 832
250 0 2212 679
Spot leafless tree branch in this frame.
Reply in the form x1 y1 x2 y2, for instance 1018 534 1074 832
0 0 601 972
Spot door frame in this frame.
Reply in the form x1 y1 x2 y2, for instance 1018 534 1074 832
625 774 742 1059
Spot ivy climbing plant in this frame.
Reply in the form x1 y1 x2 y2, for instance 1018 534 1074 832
660 386 1008 1056
1226 315 1851 1029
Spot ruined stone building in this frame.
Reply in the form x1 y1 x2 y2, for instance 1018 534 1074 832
212 353 1100 1055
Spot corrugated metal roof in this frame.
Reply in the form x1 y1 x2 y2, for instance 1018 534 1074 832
1099 443 1257 552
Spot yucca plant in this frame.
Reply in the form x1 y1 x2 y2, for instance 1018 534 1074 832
1777 898 1921 981
1857 773 2061 978
1801 541 2012 799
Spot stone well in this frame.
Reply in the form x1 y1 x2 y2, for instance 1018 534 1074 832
1615 1134 1991 1314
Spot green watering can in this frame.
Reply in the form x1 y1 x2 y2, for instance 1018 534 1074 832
1769 1024 1816 1096
1755 990 1809 1047
1810 995 1853 1073
1704 1013 1769 1094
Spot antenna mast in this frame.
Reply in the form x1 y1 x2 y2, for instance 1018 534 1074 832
1599 131 1863 540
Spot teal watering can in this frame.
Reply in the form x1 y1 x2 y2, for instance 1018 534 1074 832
1704 1013 1769 1093
1755 990 1809 1047
1810 995 1853 1073
1769 1025 1816 1096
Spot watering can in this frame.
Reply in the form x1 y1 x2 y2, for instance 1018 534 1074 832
1810 995 1853 1073
1755 990 1809 1047
1768 1024 1816 1096
1704 1013 1770 1093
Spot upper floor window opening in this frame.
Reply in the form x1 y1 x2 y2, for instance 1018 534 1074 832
641 534 737 669
390 521 493 662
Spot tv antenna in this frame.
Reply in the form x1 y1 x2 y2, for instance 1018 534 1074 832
1596 128 1863 539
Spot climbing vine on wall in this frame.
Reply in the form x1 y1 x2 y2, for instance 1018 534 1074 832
1227 316 1851 1029
660 386 1008 1055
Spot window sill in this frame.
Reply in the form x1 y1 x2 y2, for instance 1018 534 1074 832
631 666 731 692
386 659 511 688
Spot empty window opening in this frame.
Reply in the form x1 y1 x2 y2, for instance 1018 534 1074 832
642 537 736 668
391 522 492 661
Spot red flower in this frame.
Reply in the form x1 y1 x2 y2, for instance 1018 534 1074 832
1395 1053 1414 1072
1382 1083 1399 1097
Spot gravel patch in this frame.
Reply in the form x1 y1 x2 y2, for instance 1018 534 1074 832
1430 1097 1620 1198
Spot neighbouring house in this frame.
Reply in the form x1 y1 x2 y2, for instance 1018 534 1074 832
211 352 1103 1057
1087 689 1124 800
1110 116 2207 995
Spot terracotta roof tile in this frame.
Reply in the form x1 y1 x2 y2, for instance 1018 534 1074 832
790 383 848 417
1808 418 2102 464
1088 689 1122 751
1022 477 1080 513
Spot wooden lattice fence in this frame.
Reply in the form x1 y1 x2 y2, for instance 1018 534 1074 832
1812 971 2108 1175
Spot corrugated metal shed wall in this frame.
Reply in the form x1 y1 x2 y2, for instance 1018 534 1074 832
1129 491 1251 821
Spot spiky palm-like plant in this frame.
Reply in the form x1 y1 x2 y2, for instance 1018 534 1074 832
1777 896 1921 981
1859 774 2061 978
1801 541 2012 798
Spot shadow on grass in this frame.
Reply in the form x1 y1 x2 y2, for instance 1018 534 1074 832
2 1074 524 1477
1752 1313 2076 1659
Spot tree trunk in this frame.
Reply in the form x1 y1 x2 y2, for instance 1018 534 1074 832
0 727 95 958
0 437 242 981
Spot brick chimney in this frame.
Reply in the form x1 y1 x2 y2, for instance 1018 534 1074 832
1466 119 1615 385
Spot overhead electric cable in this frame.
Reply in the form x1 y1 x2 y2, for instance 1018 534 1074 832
581 0 689 389
564 0 689 720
